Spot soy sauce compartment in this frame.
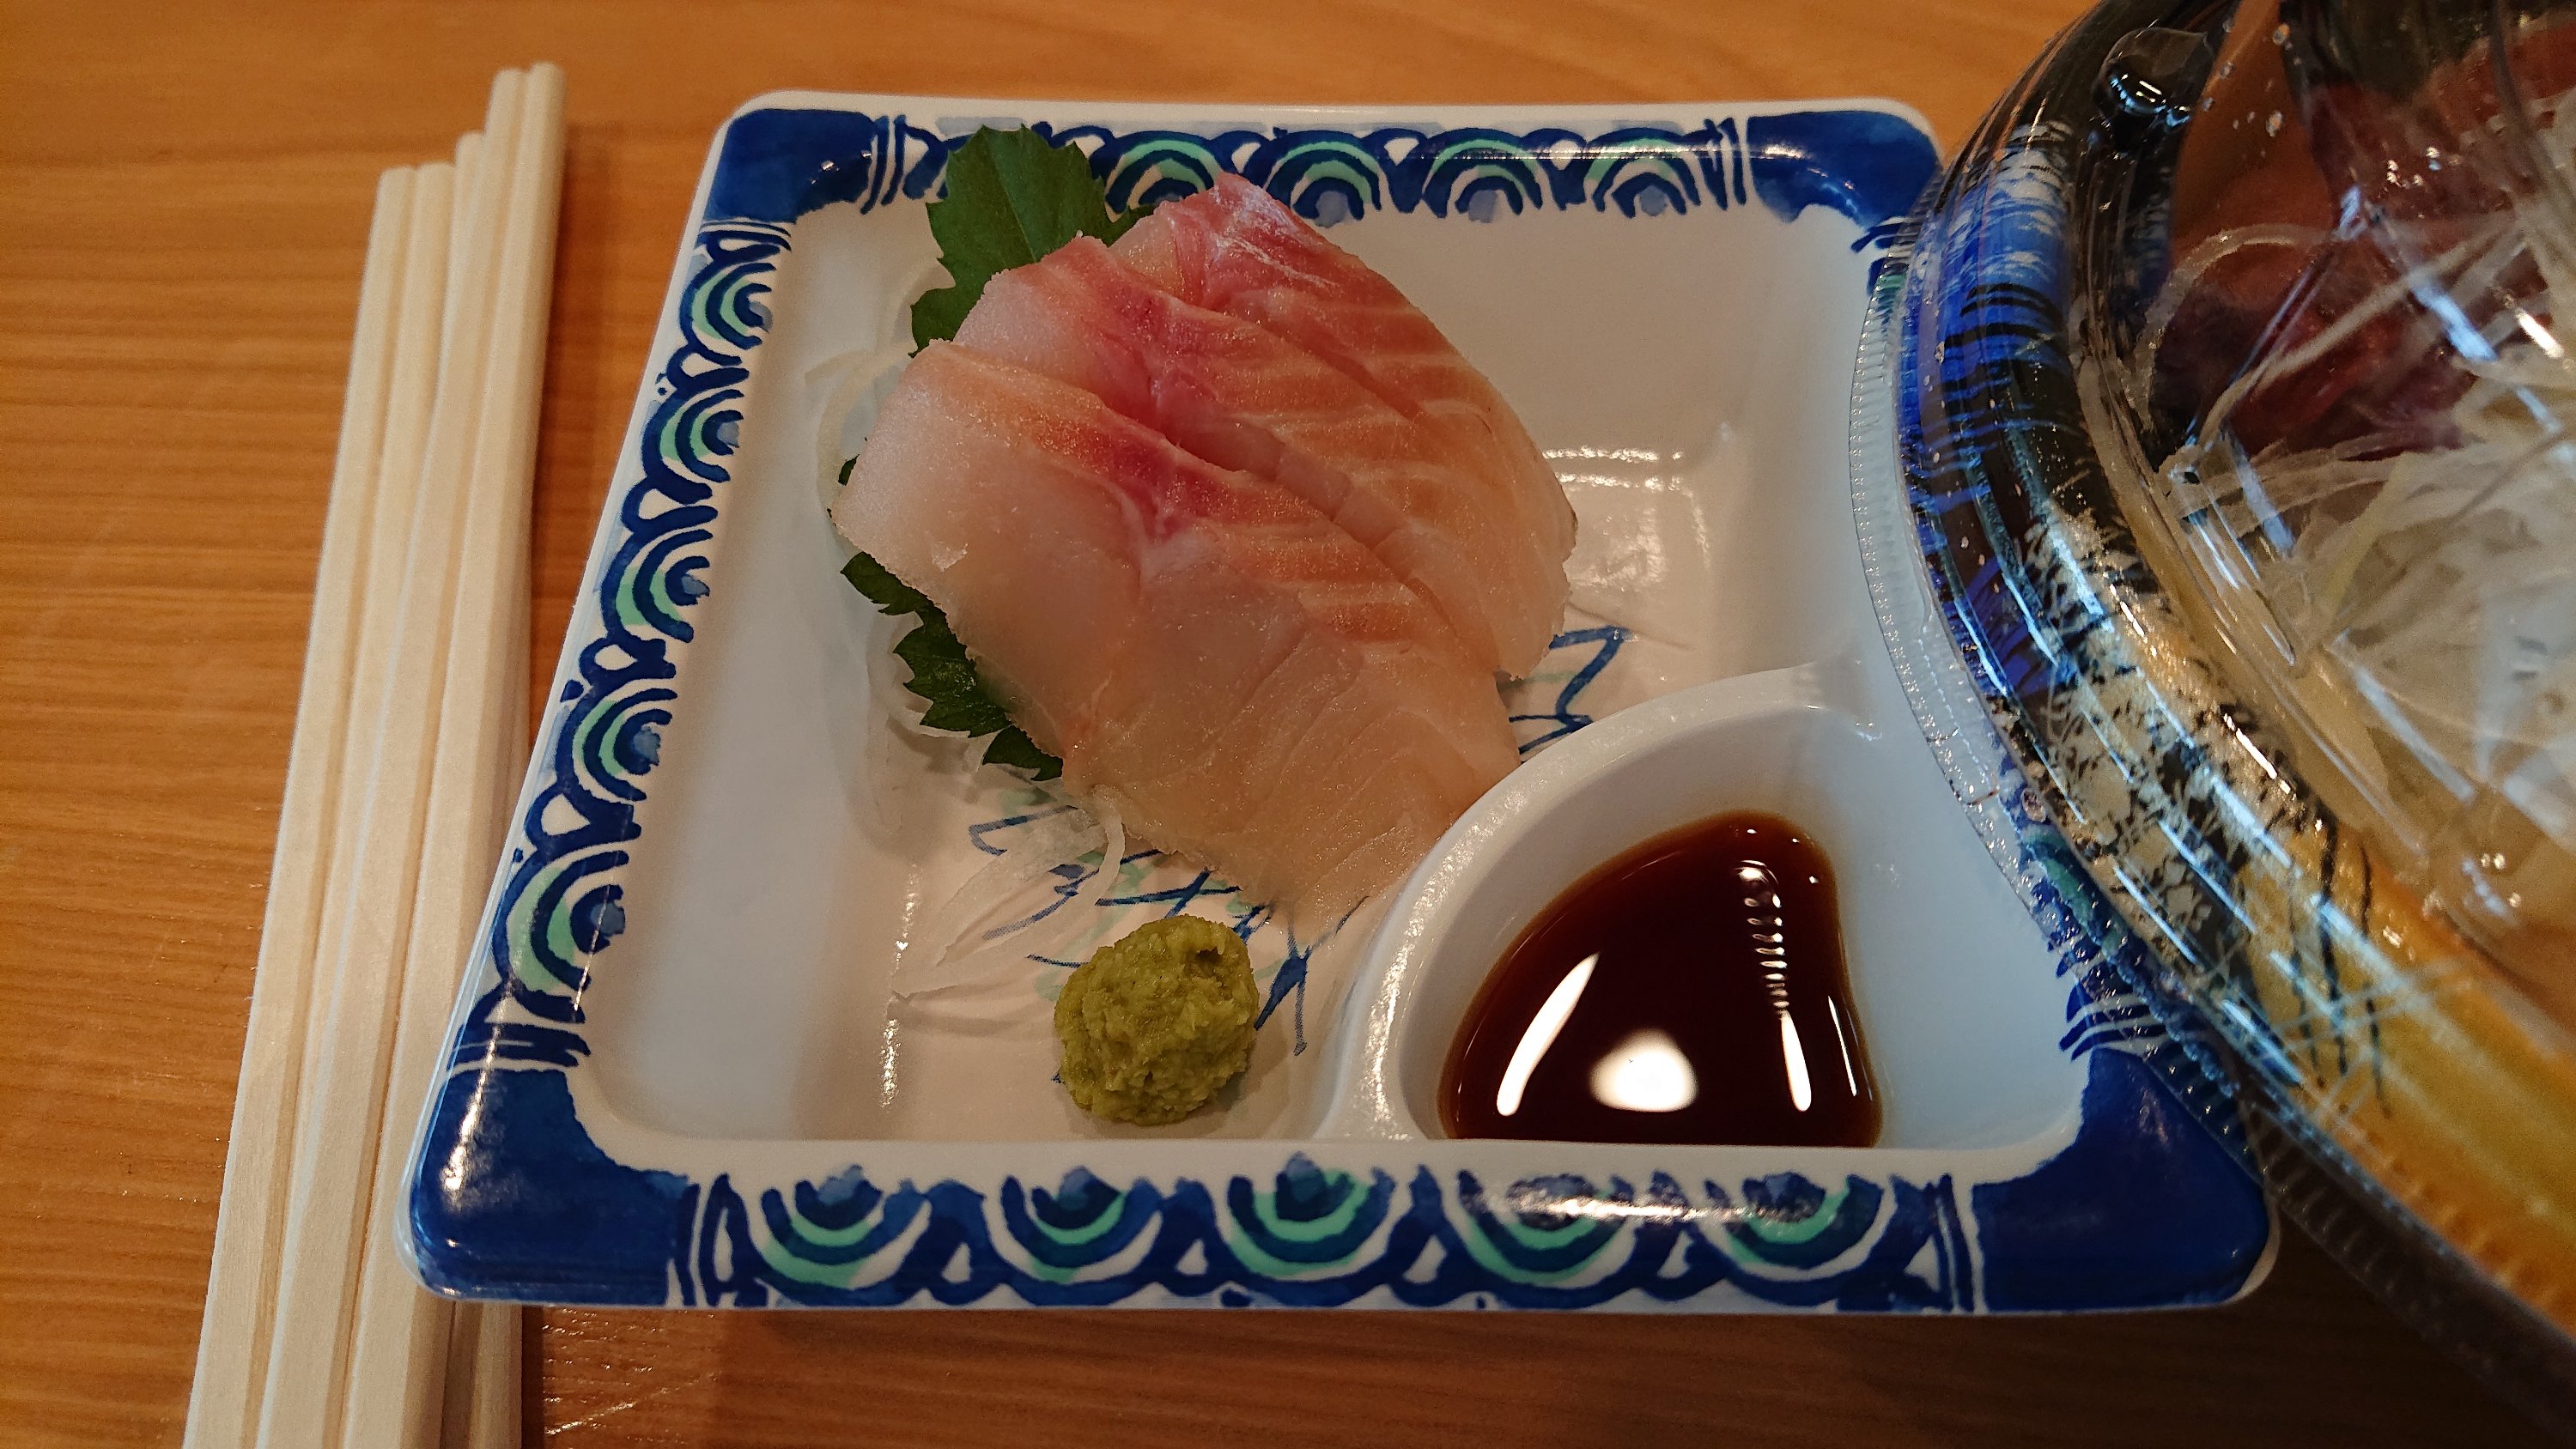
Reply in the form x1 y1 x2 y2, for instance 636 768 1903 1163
1320 667 2085 1149
1442 810 1881 1148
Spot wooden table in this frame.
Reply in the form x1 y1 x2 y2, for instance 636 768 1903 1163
0 3 2546 1444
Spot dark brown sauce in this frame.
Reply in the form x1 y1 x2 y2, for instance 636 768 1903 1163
1440 811 1880 1146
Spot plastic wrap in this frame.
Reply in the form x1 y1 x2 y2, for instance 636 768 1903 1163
1858 0 2576 1418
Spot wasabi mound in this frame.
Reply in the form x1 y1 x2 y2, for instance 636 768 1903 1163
1054 916 1256 1125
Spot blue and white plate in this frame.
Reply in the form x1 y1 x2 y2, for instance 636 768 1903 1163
402 93 2272 1309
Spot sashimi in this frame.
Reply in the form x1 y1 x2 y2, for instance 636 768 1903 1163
957 236 1564 676
833 342 1520 925
1114 175 1578 570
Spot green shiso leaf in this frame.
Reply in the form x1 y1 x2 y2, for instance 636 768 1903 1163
840 545 932 617
909 127 1132 352
977 724 1062 777
841 549 1063 781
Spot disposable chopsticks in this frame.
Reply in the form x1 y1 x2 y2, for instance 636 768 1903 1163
252 79 511 1441
182 161 419 1449
190 155 460 1449
185 62 563 1449
343 64 562 1449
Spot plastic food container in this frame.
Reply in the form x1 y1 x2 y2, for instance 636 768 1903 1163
1855 0 2576 1421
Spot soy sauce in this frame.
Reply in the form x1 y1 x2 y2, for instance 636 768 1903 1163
1440 811 1879 1146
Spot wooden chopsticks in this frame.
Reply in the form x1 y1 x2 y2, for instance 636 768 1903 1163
185 64 565 1449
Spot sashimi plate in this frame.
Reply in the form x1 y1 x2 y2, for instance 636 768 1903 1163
403 92 2274 1310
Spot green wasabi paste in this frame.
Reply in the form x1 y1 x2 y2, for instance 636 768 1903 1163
1054 916 1257 1125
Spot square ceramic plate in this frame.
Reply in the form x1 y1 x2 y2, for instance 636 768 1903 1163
404 92 2273 1309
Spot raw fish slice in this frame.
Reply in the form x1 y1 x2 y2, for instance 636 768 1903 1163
1115 175 1577 569
959 238 1564 676
833 342 1518 924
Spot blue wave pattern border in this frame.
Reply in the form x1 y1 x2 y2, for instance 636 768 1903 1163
410 104 2264 1311
442 219 791 1079
694 1155 1973 1310
700 106 1939 230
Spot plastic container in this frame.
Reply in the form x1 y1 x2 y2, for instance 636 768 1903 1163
1854 0 2576 1425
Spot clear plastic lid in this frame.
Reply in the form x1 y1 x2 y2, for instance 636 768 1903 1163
2112 0 2576 1023
1864 0 2576 1409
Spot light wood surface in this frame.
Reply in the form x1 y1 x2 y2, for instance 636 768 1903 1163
0 3 2543 1444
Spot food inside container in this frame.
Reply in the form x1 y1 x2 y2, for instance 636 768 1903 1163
1875 0 2576 1408
2124 0 2576 1020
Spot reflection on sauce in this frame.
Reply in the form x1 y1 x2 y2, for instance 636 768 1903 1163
1440 811 1880 1146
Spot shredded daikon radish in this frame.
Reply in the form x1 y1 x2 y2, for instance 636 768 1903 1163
2142 88 2576 859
